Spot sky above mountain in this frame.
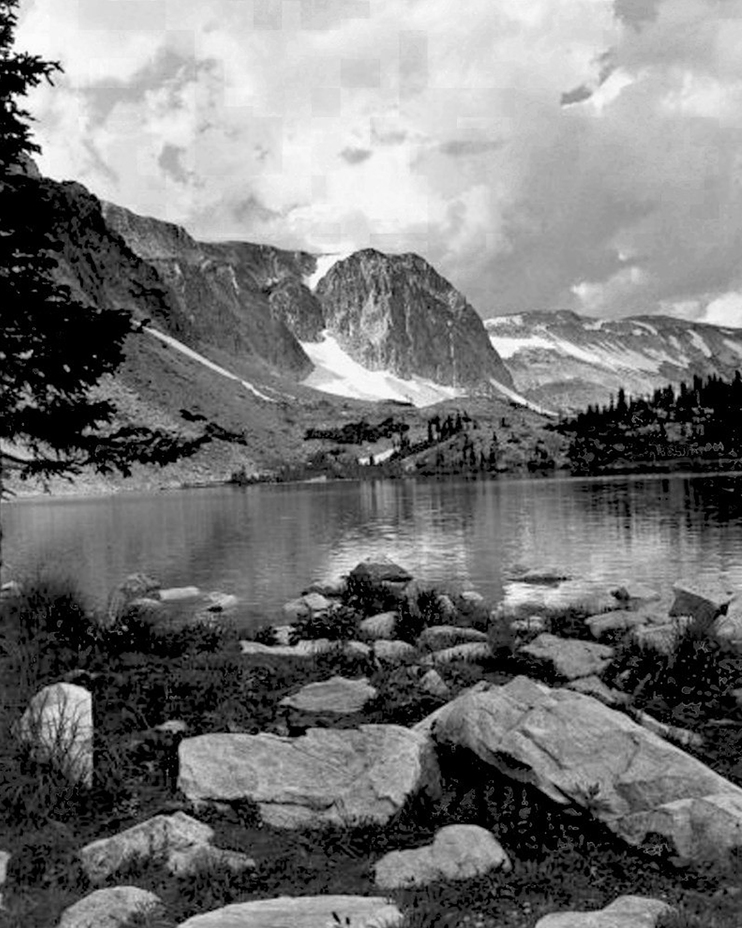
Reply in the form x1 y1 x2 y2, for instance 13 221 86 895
16 0 742 326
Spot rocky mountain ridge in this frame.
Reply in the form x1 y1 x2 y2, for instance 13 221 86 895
486 309 742 412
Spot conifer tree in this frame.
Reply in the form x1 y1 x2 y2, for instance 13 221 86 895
0 0 205 564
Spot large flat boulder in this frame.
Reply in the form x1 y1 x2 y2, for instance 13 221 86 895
418 625 489 650
430 676 742 863
519 634 614 680
535 895 672 928
18 683 93 788
176 895 403 928
178 726 440 828
374 824 510 889
280 676 377 714
350 557 412 585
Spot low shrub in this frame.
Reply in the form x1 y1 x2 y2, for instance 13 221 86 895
288 606 361 643
341 574 400 618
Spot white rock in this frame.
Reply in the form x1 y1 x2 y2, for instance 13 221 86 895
58 887 162 928
175 895 403 928
374 824 510 889
429 642 492 665
204 592 239 612
178 726 440 828
280 676 377 714
18 683 93 787
80 812 215 883
159 586 201 602
534 895 672 928
419 670 450 699
519 633 614 680
374 640 416 663
431 676 742 864
360 612 398 640
418 625 488 650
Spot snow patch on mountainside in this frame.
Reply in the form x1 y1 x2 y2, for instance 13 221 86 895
144 328 276 402
689 330 712 357
488 379 557 417
304 253 352 291
300 332 466 407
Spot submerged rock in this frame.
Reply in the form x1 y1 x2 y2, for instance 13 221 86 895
178 725 440 828
374 824 510 889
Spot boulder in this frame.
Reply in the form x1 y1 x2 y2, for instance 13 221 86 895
374 640 416 663
435 593 458 620
566 676 629 707
18 683 93 787
303 578 346 598
58 887 163 928
460 591 485 605
431 676 742 863
428 642 492 665
280 676 377 714
507 567 572 585
282 592 333 621
497 578 619 621
80 812 216 883
534 895 672 928
610 583 662 605
510 616 548 636
240 638 343 659
178 726 440 828
519 634 614 680
669 581 736 630
374 824 510 889
159 586 201 602
360 612 398 640
586 610 664 640
632 618 693 655
204 592 239 612
419 669 450 700
106 573 160 623
175 895 403 928
712 605 742 651
418 626 489 650
350 557 412 585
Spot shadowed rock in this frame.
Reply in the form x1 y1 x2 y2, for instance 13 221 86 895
519 633 614 680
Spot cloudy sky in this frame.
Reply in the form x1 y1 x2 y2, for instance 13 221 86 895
15 0 742 324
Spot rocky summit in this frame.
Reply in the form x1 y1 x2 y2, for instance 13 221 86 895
316 249 514 389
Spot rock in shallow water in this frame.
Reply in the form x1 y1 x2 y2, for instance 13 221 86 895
178 725 440 828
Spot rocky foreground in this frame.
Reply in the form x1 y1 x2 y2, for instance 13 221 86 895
4 560 742 927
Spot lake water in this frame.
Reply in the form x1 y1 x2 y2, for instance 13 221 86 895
4 473 742 628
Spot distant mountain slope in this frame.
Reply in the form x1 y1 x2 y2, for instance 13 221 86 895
315 249 514 390
486 310 742 412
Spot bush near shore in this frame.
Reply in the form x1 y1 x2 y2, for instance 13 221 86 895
0 568 742 927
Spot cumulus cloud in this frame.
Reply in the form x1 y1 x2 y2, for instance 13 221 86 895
15 0 742 326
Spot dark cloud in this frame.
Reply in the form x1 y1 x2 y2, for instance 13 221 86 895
614 0 664 30
439 138 503 156
340 147 373 165
371 127 407 146
83 48 200 126
158 144 189 184
560 84 595 107
232 195 286 224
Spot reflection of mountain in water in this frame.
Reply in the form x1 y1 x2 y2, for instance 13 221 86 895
5 475 742 625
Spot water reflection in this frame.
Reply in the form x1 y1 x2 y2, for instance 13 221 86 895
4 473 742 626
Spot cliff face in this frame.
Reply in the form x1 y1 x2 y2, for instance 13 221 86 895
314 250 514 389
102 203 314 375
486 309 742 412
